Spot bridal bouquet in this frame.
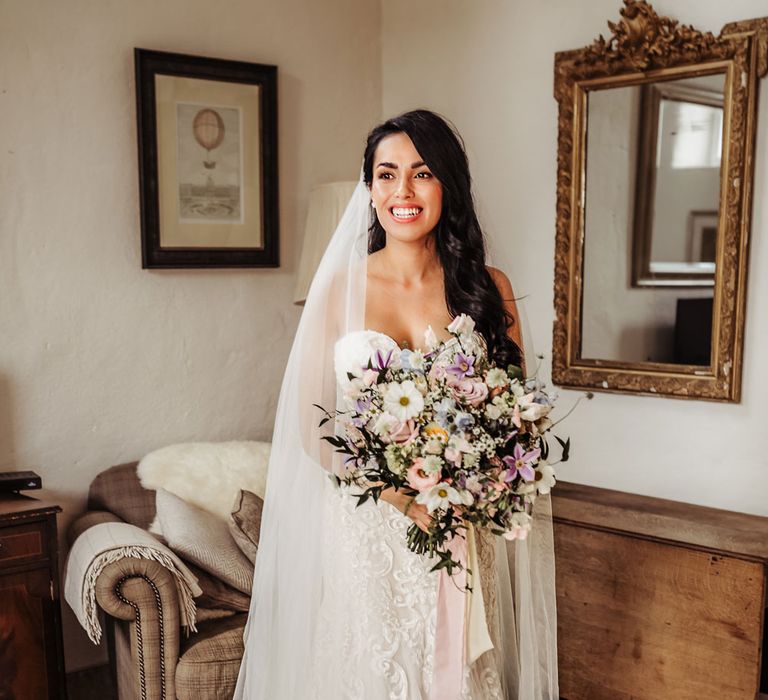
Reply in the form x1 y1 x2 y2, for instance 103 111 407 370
316 314 570 576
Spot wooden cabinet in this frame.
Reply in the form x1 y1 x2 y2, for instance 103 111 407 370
552 481 768 700
0 495 66 700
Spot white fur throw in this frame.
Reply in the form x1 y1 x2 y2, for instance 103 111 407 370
137 441 270 522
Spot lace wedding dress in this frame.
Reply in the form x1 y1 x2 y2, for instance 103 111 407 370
307 329 505 700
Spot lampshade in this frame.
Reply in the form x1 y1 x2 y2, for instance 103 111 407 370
293 181 359 304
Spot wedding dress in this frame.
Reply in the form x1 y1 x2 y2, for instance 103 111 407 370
234 177 558 700
306 329 505 699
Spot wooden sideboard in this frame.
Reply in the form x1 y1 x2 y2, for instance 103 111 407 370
0 494 67 700
552 481 768 700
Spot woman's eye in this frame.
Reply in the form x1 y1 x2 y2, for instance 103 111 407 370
378 172 393 180
416 172 432 179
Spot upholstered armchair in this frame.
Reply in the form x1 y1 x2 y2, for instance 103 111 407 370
67 461 255 700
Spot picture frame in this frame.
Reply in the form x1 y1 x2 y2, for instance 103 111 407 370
687 210 719 265
135 48 278 268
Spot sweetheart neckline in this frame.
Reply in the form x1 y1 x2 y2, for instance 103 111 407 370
342 328 481 354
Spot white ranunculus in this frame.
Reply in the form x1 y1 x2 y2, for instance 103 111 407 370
383 380 425 421
485 403 502 420
447 313 475 336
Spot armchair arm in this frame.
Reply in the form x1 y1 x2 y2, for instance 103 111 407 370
67 510 122 547
94 557 181 700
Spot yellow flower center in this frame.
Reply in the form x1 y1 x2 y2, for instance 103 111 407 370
438 489 448 498
399 396 410 406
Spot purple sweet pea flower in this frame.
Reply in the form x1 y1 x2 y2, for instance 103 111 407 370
372 348 394 371
446 352 475 379
502 443 541 482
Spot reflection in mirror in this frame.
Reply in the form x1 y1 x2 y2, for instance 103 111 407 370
581 73 725 366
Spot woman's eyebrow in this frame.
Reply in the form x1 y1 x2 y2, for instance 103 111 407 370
376 160 427 169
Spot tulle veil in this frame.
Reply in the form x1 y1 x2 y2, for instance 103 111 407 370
234 173 559 699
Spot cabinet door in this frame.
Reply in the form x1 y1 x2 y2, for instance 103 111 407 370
0 567 59 700
555 523 764 699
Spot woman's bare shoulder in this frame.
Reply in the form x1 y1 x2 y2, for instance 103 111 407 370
486 265 514 299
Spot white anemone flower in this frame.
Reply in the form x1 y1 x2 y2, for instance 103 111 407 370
416 483 472 513
383 380 424 421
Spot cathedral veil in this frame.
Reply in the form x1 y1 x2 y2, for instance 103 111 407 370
234 172 559 698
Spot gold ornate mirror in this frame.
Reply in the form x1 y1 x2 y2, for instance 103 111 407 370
552 0 768 401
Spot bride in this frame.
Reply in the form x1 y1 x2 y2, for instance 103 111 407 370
234 110 558 699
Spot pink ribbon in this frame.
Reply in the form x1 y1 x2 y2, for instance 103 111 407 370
429 533 468 700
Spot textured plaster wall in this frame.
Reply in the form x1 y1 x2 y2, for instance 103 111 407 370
0 0 381 670
382 0 768 515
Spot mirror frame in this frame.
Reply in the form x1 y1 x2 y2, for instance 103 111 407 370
552 0 768 402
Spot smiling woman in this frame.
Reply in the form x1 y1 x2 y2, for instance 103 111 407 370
234 109 558 700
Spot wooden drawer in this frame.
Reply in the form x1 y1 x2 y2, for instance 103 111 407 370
0 522 45 567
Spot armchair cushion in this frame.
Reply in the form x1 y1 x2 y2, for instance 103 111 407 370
155 489 253 594
176 614 247 700
228 489 263 564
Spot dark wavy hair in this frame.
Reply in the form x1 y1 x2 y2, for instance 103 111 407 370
362 109 523 370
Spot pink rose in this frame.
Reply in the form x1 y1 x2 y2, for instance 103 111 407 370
406 458 441 492
361 368 379 386
448 378 489 406
380 419 419 445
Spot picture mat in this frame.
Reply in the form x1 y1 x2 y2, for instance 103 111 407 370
155 75 262 248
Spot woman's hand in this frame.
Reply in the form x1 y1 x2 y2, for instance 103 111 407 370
381 487 433 533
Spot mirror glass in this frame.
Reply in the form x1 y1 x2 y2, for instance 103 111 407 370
580 72 725 365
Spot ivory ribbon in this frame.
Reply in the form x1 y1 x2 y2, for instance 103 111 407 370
430 524 494 700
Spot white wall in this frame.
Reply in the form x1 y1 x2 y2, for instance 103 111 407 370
0 0 381 670
382 0 768 514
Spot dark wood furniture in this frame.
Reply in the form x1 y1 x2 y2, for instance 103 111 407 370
552 481 768 700
0 494 67 699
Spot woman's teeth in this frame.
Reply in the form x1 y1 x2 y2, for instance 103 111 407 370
391 207 423 219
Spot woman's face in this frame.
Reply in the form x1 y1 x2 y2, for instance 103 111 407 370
369 132 443 244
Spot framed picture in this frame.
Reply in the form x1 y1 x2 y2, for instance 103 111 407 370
135 48 278 268
687 210 719 264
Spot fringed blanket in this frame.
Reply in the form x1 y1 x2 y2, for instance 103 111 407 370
64 521 202 644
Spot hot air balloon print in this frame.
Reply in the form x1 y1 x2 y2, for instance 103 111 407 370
177 102 242 223
193 108 225 169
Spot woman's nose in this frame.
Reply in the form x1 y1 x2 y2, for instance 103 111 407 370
395 177 413 198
